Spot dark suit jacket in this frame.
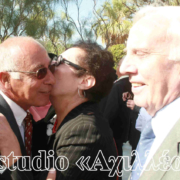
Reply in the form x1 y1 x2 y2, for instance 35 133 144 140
42 101 117 180
99 77 132 143
0 94 47 180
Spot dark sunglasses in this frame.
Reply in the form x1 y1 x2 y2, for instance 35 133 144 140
7 65 55 79
52 55 87 72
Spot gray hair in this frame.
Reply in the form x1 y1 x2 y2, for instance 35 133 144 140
133 6 180 61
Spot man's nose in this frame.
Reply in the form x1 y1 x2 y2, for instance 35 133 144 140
44 70 55 85
120 57 137 75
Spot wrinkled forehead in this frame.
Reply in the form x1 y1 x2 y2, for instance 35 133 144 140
127 16 170 50
13 43 50 70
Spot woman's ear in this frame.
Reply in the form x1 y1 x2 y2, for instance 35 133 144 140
78 75 96 90
0 72 11 89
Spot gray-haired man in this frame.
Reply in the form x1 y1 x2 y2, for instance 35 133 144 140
121 6 180 180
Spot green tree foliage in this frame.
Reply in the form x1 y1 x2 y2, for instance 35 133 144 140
39 39 66 55
0 0 75 53
1 0 179 54
108 44 126 68
0 0 54 42
43 19 74 54
92 0 180 50
92 0 133 49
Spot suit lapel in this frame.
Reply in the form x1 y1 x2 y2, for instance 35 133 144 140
47 134 56 149
139 118 180 180
44 105 55 123
44 105 56 147
0 94 26 156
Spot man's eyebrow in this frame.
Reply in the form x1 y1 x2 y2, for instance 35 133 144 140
131 48 150 52
30 64 44 71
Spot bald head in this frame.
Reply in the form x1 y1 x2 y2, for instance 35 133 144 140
0 37 46 72
0 36 44 50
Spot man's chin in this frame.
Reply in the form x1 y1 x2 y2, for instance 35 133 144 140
134 97 146 108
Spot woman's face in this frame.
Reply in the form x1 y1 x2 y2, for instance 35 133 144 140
50 47 86 98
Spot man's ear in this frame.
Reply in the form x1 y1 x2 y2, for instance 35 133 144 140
0 72 11 89
78 75 96 90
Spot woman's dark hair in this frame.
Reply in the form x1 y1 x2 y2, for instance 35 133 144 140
71 40 116 102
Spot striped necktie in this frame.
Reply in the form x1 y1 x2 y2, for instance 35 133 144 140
24 112 33 156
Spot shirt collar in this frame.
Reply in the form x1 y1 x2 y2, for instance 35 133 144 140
152 97 180 138
0 91 27 126
115 75 129 82
119 75 129 80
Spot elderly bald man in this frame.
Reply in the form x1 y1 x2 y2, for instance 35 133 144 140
0 37 55 180
120 6 180 180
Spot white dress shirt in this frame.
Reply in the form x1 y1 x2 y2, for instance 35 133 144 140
143 97 180 172
0 91 27 143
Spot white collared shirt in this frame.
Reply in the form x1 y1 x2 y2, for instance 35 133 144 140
143 97 180 172
136 107 152 132
0 91 27 143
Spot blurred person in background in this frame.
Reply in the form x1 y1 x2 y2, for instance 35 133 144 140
99 57 131 180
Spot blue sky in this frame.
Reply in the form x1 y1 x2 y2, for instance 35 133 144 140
65 0 107 19
56 0 108 44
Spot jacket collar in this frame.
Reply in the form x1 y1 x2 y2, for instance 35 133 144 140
139 118 180 179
